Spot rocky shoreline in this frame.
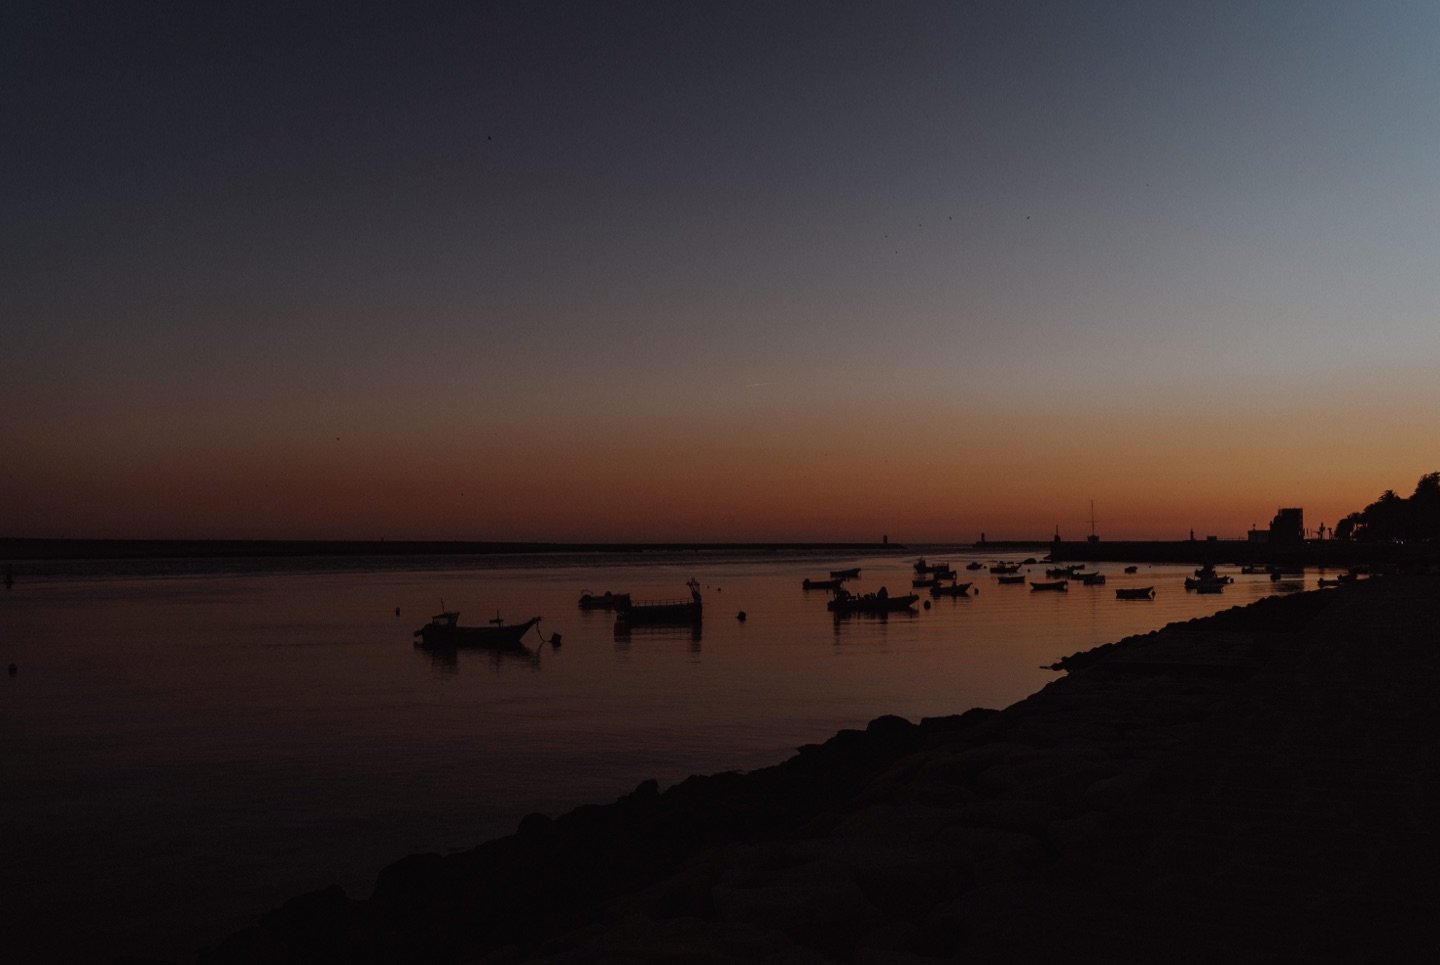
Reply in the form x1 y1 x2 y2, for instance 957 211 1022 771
193 576 1439 963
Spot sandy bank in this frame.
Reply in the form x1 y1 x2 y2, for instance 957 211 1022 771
194 576 1440 963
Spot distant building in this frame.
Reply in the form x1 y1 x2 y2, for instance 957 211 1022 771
1269 507 1304 544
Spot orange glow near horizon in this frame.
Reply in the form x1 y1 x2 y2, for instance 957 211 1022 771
5 383 1431 543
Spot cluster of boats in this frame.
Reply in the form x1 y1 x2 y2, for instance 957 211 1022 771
412 558 1363 651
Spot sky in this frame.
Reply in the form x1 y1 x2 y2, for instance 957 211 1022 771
5 0 1439 542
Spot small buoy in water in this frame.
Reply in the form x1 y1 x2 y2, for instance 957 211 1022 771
736 611 747 622
549 633 563 647
7 663 15 676
923 600 932 610
394 606 401 617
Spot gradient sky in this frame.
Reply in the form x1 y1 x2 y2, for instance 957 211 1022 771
5 1 1439 542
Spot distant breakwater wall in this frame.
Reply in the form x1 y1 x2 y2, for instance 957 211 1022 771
1041 538 1437 568
0 538 899 563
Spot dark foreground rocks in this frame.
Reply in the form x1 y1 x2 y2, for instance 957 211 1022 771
200 577 1440 963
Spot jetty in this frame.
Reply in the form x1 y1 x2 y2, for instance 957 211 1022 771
199 575 1440 962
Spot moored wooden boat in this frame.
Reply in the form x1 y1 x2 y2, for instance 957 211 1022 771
616 581 703 626
989 563 1020 574
827 589 920 614
930 582 973 597
803 577 846 590
913 559 951 574
965 561 984 571
578 591 631 610
996 574 1027 585
912 576 943 589
1123 565 1139 574
1115 586 1155 599
414 612 541 649
1030 580 1068 591
829 567 862 580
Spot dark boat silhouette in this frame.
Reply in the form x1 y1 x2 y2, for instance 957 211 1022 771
1030 580 1068 591
615 580 703 627
414 611 541 649
578 591 631 610
930 582 973 597
803 577 846 590
827 588 919 614
1115 586 1155 599
829 567 861 580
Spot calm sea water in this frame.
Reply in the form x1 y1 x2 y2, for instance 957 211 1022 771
0 549 1308 962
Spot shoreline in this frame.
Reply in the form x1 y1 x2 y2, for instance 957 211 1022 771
193 576 1440 962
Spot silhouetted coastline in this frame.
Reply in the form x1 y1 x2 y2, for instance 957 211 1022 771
195 576 1440 962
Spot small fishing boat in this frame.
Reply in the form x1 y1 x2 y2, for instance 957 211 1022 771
803 577 846 590
1044 567 1072 578
965 561 984 571
1077 572 1106 586
1030 580 1068 592
578 591 631 610
827 589 920 614
931 566 957 581
1115 586 1155 600
996 574 1027 585
1123 565 1139 574
912 577 943 589
989 563 1020 574
1317 578 1344 588
913 559 951 574
414 612 540 649
930 582 973 597
615 581 703 627
1193 565 1233 584
1195 581 1225 594
829 567 861 580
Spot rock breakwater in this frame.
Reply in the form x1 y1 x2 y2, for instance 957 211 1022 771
199 577 1439 963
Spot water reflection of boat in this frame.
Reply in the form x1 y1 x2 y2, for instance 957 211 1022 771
615 580 703 627
419 642 540 672
1115 586 1155 599
578 591 631 610
1077 572 1106 586
613 622 703 648
413 611 541 649
827 589 919 614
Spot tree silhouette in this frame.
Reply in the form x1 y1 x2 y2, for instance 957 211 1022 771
1338 473 1440 542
